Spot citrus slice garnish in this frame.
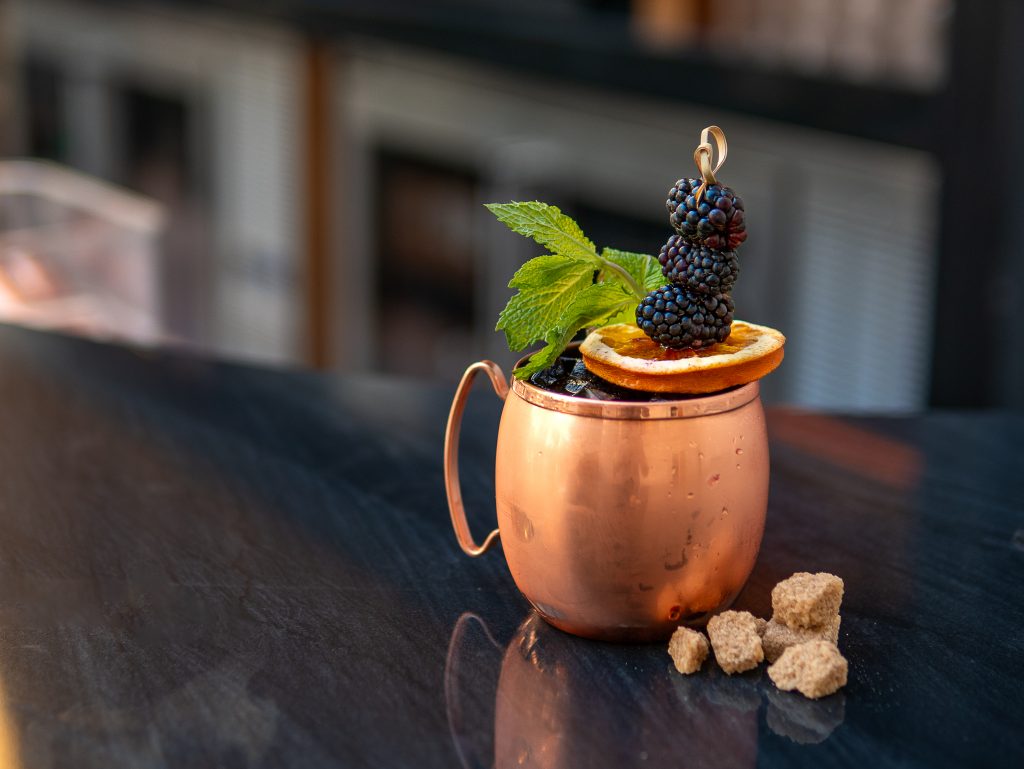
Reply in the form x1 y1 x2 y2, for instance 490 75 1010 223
579 321 785 394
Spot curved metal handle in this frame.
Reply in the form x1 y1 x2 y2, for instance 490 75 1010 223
444 360 508 556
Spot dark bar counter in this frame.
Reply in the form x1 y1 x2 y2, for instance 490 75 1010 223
0 324 1020 767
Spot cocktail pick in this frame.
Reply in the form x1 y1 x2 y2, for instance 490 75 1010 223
693 125 728 206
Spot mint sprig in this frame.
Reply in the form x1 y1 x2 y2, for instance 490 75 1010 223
600 247 664 296
487 202 663 378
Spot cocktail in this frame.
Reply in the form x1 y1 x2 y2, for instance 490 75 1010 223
445 127 784 641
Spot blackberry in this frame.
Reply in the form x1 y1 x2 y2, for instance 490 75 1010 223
666 179 747 249
666 177 698 232
636 284 734 349
657 235 739 294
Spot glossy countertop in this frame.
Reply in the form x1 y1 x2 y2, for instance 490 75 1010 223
0 324 1020 767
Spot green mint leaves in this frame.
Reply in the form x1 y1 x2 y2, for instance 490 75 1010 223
601 247 664 297
486 201 598 263
497 255 596 354
486 202 662 379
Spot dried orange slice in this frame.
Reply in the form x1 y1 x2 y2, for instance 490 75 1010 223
580 321 785 394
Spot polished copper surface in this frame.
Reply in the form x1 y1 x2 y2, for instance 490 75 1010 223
445 359 769 642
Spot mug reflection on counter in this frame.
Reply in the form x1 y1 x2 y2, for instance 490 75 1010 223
445 611 845 768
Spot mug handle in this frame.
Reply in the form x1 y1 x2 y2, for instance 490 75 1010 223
444 360 509 556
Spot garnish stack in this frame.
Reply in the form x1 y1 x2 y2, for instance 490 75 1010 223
638 126 744 349
488 125 784 395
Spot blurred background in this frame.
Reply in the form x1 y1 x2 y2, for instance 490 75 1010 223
0 0 1020 411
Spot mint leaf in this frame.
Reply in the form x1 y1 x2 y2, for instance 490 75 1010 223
496 255 595 351
485 201 662 374
557 281 637 337
513 341 562 379
514 282 635 378
485 202 599 264
605 302 639 327
602 247 663 293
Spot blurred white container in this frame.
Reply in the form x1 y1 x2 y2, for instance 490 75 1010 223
0 159 165 344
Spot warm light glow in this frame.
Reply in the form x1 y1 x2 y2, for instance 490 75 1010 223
0 686 21 769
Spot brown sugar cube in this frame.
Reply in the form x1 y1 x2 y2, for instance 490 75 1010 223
763 615 841 663
706 610 764 674
667 626 709 674
754 617 768 637
771 572 844 629
767 640 848 699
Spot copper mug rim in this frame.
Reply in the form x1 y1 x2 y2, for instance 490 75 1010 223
510 345 760 421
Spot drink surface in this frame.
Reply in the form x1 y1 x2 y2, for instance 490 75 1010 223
527 349 712 402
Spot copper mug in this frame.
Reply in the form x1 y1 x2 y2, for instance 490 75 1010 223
444 351 769 641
